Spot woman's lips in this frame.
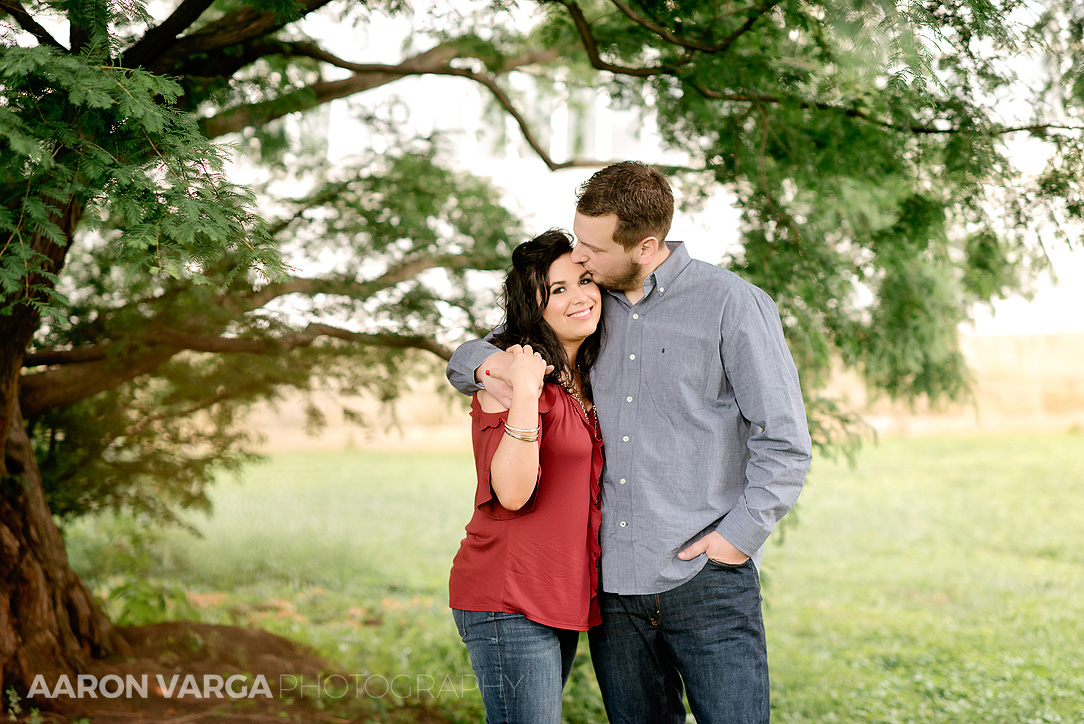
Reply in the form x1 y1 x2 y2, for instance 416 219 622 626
568 306 594 319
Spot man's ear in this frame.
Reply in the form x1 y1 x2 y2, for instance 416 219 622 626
637 236 662 264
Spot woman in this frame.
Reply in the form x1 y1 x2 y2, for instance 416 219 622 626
449 229 604 724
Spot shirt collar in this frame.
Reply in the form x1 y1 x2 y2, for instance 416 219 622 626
602 241 692 304
645 241 691 297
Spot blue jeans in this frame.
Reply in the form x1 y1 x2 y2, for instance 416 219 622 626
452 609 579 724
588 559 769 724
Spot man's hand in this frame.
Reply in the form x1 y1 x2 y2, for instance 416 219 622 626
476 350 514 407
488 345 547 397
475 348 553 408
677 531 750 565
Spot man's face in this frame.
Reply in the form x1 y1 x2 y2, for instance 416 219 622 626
570 212 641 291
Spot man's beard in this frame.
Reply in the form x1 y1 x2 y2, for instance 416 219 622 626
594 257 641 292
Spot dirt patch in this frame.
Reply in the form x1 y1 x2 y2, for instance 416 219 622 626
16 621 449 724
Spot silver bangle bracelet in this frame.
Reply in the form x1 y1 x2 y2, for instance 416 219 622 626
503 427 539 442
503 423 540 435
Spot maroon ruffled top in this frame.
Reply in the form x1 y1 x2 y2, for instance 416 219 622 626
449 382 603 630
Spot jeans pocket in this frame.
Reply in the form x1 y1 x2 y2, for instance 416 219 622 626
706 557 749 569
452 608 469 639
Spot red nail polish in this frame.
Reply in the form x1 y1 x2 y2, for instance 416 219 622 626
485 370 491 376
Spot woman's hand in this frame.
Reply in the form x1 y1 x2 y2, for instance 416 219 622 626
486 345 547 510
487 344 547 397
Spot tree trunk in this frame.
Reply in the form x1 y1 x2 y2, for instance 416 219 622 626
0 211 129 700
0 400 131 700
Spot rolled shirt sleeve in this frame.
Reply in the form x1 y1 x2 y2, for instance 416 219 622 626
446 337 500 396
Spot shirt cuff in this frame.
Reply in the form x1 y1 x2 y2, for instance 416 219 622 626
715 504 772 557
447 339 500 394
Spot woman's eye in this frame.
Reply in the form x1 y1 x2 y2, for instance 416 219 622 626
580 278 592 285
552 286 565 294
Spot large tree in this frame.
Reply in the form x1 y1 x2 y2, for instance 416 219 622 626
2 0 1081 696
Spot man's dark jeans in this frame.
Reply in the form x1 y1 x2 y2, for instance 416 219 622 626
589 558 769 724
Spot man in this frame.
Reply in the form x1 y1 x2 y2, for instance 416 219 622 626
447 161 812 723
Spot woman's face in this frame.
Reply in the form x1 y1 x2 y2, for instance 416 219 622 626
541 253 601 345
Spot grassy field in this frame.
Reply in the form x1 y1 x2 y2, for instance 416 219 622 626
64 433 1084 723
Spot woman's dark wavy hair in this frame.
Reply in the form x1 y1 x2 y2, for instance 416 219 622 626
492 229 603 403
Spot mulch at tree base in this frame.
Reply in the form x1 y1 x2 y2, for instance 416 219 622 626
15 621 450 724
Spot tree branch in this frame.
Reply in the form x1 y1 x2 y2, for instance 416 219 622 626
19 349 176 419
23 344 113 367
236 252 507 311
608 0 777 54
199 41 615 169
121 0 216 69
19 323 452 416
198 42 464 137
0 0 66 49
992 123 1084 135
449 66 612 170
145 0 335 74
688 85 1084 136
280 38 563 76
26 249 501 373
714 0 779 53
146 325 452 360
22 252 486 415
549 0 671 77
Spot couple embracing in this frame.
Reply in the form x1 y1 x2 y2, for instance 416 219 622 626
446 162 812 724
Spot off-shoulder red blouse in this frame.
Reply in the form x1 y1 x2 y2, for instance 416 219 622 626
449 382 603 630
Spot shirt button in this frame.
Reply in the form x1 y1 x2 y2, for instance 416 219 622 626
632 314 639 319
626 396 633 402
629 354 636 360
659 286 665 293
622 436 629 442
620 521 628 527
619 478 627 484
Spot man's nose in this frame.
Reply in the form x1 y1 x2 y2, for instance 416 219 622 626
570 246 587 263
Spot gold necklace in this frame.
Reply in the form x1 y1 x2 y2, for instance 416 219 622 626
563 382 601 442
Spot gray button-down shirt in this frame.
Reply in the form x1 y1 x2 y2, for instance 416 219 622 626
448 242 812 595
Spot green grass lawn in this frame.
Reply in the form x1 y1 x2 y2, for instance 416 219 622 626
64 433 1084 723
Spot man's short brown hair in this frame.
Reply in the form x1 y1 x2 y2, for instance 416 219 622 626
575 161 674 251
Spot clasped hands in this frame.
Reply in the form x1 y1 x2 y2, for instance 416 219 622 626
478 346 554 406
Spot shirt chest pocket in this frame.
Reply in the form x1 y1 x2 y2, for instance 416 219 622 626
642 344 715 415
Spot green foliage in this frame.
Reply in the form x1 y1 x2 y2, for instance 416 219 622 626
24 137 518 521
530 0 1080 426
103 574 198 627
0 42 285 317
4 686 32 723
30 356 265 525
262 145 519 338
63 513 196 624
